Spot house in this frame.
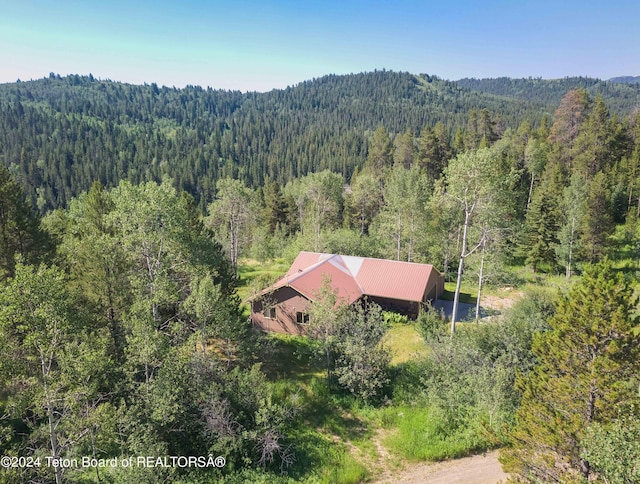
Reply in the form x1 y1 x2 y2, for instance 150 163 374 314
249 251 445 334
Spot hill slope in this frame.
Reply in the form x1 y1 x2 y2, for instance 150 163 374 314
0 71 637 211
456 76 640 114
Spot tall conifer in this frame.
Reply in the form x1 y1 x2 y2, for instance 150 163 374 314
501 260 640 482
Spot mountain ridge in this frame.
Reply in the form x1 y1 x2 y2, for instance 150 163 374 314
1 70 638 212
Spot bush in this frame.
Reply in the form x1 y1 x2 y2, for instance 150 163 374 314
415 303 447 343
581 417 640 484
383 311 409 326
334 301 391 403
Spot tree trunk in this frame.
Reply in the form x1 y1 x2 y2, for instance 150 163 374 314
145 251 160 324
579 380 597 479
396 212 402 261
475 237 486 323
566 216 576 279
443 249 449 280
47 393 62 484
451 212 471 334
316 219 321 252
407 212 415 263
42 359 62 484
202 322 208 357
230 216 238 276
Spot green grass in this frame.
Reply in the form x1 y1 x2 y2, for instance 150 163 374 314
260 321 501 481
315 449 369 484
260 328 502 482
373 405 490 462
441 281 480 304
383 323 428 365
236 258 290 312
261 335 374 482
261 333 323 383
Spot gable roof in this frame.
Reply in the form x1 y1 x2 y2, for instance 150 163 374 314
255 252 440 304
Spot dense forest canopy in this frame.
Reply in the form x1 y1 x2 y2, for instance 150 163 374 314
2 70 639 212
456 75 640 113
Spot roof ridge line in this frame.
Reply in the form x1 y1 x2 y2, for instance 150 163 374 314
332 254 366 296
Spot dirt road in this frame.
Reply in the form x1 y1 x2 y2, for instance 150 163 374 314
373 450 508 484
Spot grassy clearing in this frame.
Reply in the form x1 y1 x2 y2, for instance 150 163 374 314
383 323 428 365
372 405 491 462
287 423 369 484
260 330 502 482
262 334 324 383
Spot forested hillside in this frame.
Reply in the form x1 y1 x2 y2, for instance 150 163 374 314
1 70 640 482
456 76 640 113
610 75 640 85
3 70 637 212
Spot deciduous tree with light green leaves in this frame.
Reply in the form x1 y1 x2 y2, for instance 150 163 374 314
307 275 348 382
372 165 431 262
581 416 640 484
444 147 513 331
346 168 381 236
555 172 587 278
284 170 344 251
334 300 390 403
0 263 112 484
208 177 257 276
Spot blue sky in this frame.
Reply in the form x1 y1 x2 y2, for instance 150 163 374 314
1 0 638 92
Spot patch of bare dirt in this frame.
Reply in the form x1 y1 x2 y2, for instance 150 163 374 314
372 450 509 484
365 428 403 480
482 287 524 312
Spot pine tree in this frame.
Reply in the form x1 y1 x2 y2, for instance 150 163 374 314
0 165 52 279
571 95 620 178
392 129 416 169
501 260 640 482
548 88 590 171
366 126 393 193
262 178 289 234
521 163 562 272
418 122 451 180
580 172 614 262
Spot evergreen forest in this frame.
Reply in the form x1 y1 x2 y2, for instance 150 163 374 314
1 70 640 483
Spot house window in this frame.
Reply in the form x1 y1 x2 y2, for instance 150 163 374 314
263 306 276 319
296 312 309 324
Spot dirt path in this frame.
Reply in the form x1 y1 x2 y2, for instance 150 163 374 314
482 287 523 312
372 451 509 484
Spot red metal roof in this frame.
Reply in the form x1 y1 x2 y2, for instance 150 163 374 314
259 252 439 304
356 258 434 302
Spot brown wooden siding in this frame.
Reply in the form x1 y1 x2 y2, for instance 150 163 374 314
251 286 312 335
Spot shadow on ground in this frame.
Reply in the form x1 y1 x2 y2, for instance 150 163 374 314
433 300 495 321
